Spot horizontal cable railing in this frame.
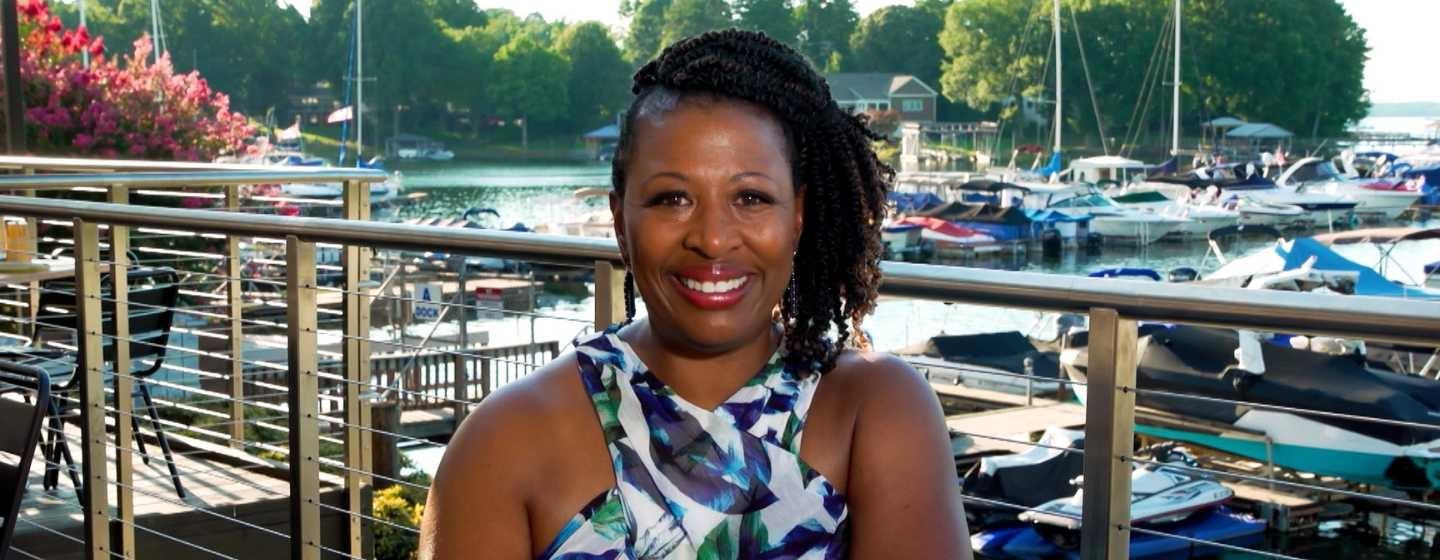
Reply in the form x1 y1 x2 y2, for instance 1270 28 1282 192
0 163 1435 560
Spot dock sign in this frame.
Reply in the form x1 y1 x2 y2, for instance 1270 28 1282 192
414 282 444 322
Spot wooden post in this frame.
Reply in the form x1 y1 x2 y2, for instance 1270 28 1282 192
73 219 111 559
370 400 400 491
107 186 136 557
225 184 245 448
341 179 372 557
286 236 321 560
1080 308 1137 560
594 260 625 331
451 352 468 425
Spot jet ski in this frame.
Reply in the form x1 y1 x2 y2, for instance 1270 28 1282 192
900 331 1063 395
1018 447 1234 529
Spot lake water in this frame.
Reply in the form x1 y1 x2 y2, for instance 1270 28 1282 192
390 160 1437 559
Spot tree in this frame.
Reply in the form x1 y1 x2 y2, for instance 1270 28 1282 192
937 0 1048 113
735 0 798 46
556 22 631 129
659 0 733 51
796 0 858 72
6 1 252 159
487 34 569 124
848 5 943 88
623 0 671 64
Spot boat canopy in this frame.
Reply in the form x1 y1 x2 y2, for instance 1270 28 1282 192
887 191 943 212
1278 238 1440 299
1226 123 1293 139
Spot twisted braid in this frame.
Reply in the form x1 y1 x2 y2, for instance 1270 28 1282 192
613 29 892 374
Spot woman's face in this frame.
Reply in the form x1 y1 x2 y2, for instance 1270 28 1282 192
613 98 803 354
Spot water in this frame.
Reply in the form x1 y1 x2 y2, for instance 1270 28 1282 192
390 160 1434 558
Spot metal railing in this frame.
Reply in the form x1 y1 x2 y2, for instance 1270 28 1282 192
0 160 1435 559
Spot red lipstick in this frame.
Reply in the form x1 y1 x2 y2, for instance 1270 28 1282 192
670 264 754 310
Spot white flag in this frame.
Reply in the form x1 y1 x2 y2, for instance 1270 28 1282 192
326 106 354 123
278 123 301 141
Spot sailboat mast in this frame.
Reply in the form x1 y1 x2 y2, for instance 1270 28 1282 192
1172 0 1181 155
356 0 364 163
1052 0 1062 154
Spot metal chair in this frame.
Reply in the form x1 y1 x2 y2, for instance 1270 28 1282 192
0 363 50 557
0 267 185 499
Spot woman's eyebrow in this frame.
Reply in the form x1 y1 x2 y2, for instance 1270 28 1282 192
731 171 776 183
639 171 688 187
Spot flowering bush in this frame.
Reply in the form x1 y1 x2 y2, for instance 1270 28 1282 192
0 0 252 160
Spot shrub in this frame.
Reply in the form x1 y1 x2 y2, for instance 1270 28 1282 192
1 0 253 160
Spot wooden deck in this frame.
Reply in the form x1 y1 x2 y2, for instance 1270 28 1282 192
6 397 348 559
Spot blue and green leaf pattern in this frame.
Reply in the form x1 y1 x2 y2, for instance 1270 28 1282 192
540 329 848 559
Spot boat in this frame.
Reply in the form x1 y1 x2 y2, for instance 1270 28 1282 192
1027 184 1191 244
1018 447 1234 529
898 331 1062 395
1146 163 1359 224
1060 321 1440 489
1109 189 1241 238
896 216 999 253
880 222 928 261
1274 157 1422 220
966 427 1266 559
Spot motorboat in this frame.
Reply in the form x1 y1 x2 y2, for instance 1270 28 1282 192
1276 157 1422 220
899 331 1062 395
1018 447 1234 529
1026 185 1191 244
1146 163 1359 223
1109 190 1241 238
1061 321 1440 489
966 427 1266 559
896 216 998 251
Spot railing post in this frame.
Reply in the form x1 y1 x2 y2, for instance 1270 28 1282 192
73 218 112 559
107 185 137 557
287 235 321 560
479 355 492 399
341 179 373 557
1080 307 1137 560
594 260 625 330
226 183 245 449
451 352 468 424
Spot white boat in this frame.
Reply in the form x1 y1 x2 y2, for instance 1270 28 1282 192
1277 157 1422 220
1019 447 1235 529
1027 186 1190 243
1109 190 1240 238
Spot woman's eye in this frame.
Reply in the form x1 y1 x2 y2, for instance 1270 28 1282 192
647 191 690 207
737 190 774 206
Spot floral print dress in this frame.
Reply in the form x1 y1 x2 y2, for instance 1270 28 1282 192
539 329 848 560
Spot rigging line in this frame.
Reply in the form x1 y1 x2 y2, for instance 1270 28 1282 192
1121 8 1172 156
1125 12 1173 158
990 0 1045 156
1069 6 1109 155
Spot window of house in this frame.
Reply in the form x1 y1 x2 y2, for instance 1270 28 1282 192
902 99 924 112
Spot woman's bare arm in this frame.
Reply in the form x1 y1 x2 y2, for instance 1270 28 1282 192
419 382 538 559
841 353 973 559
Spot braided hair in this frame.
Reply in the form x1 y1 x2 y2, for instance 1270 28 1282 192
612 29 893 374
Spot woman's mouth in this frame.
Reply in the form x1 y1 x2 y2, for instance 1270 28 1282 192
671 268 754 310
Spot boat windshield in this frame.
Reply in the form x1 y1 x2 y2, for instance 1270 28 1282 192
1050 194 1117 208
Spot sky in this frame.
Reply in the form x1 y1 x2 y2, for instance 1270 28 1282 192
279 0 1438 105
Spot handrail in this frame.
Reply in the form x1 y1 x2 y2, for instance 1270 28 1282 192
0 154 377 174
0 169 386 189
0 193 1437 345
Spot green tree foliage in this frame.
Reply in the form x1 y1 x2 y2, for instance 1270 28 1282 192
848 5 943 88
796 0 858 71
557 22 631 129
660 0 734 50
938 0 1368 144
735 0 798 46
624 0 672 64
488 34 570 124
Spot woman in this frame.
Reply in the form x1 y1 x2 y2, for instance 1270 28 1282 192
421 30 970 559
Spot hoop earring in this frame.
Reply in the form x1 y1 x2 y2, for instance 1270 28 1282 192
623 270 636 325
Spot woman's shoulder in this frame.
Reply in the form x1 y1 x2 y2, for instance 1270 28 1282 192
820 348 934 409
438 350 597 490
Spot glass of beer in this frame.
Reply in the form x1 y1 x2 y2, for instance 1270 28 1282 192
4 219 30 263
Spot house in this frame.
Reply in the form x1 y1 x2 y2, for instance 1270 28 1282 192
287 81 340 126
825 73 939 123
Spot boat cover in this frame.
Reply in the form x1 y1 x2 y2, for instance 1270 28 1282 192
930 332 1060 381
1278 238 1440 299
887 191 943 213
1074 325 1440 447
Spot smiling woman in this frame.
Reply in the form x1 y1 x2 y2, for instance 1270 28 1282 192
420 29 971 560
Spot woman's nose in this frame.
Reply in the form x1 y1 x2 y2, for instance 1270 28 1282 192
683 201 740 258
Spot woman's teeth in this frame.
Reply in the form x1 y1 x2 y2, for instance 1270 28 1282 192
681 276 748 293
